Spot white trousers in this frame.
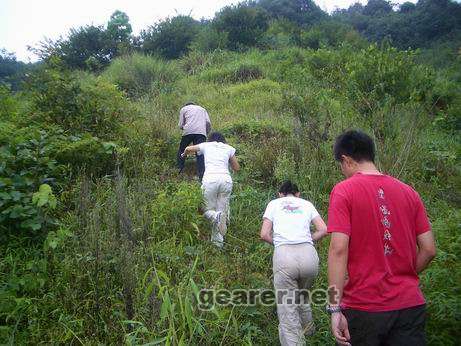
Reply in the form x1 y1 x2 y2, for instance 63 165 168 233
201 177 233 247
273 243 319 346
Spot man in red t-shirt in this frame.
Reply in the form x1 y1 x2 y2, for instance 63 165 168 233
326 130 436 346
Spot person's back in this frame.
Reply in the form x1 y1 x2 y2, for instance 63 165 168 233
199 141 235 179
266 196 317 247
260 181 328 346
329 173 429 311
179 104 210 136
177 103 211 180
326 130 435 346
181 132 240 248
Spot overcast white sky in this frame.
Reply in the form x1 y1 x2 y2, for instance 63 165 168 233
1 0 415 62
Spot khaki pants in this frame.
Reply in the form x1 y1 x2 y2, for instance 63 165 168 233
201 177 232 247
273 243 319 346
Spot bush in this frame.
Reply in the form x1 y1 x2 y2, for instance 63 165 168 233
299 21 366 49
151 181 204 243
190 26 228 53
141 16 200 59
27 62 131 138
0 124 63 233
103 53 180 97
344 44 433 110
0 84 18 120
213 3 270 50
200 62 263 83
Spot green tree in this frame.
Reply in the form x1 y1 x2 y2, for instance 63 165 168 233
256 0 326 26
141 16 200 59
213 3 270 50
0 49 29 90
363 0 393 16
106 10 133 57
107 10 132 43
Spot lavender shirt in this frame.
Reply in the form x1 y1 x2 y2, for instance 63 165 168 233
178 104 211 136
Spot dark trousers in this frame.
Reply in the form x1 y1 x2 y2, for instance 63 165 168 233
177 134 206 180
343 304 426 346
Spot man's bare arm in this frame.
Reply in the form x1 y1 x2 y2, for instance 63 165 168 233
328 232 349 305
416 230 436 273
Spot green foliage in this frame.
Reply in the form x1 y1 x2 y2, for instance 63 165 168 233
151 182 204 243
256 0 327 26
103 53 181 97
0 84 18 119
32 184 57 209
189 26 228 53
0 49 30 90
200 62 264 84
258 19 299 49
141 16 200 59
213 3 270 50
334 0 461 50
106 10 133 47
299 21 366 49
27 61 130 138
344 44 433 111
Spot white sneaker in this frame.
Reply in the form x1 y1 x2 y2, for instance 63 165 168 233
217 210 227 236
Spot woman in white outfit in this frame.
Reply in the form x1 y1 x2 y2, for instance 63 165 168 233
182 132 240 247
260 181 328 346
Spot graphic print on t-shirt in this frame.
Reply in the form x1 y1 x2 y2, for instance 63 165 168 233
281 201 303 214
377 187 393 256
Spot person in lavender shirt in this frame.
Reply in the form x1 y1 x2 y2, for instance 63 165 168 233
177 102 211 181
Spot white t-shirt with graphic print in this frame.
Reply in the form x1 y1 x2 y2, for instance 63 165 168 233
263 196 320 247
197 142 236 180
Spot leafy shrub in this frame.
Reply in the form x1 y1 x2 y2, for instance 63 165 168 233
190 26 228 53
259 19 299 50
54 134 117 175
222 120 289 142
299 21 366 49
151 182 204 244
103 53 181 97
27 62 130 138
200 62 263 83
0 85 18 119
0 125 63 232
213 3 270 50
344 44 433 110
141 16 200 59
0 118 119 234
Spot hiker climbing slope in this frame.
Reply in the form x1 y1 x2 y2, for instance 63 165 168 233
327 130 436 346
182 132 239 248
177 102 211 181
260 181 328 346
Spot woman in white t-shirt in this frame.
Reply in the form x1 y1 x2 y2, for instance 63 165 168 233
260 181 327 346
182 132 240 248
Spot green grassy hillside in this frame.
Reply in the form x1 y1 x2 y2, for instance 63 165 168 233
1 45 460 345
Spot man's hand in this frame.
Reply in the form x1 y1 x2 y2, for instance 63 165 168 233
180 152 186 158
331 312 351 346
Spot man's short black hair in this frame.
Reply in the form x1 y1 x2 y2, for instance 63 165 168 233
184 102 195 106
334 130 375 163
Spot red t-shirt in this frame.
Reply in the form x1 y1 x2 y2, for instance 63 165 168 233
327 172 431 312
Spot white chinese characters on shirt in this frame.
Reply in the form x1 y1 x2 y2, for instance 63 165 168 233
378 188 393 256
